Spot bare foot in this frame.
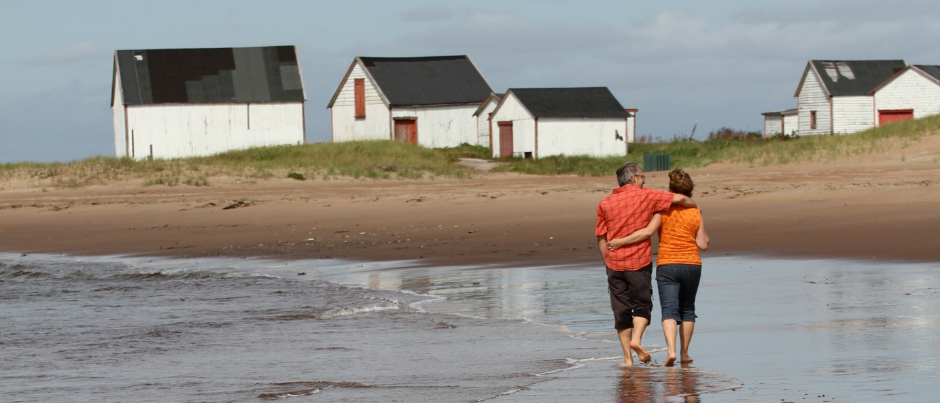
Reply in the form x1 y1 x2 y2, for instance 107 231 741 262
629 341 651 363
664 354 676 367
680 355 693 363
619 360 634 367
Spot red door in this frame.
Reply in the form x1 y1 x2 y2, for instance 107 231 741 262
394 119 417 145
498 122 513 158
879 110 913 126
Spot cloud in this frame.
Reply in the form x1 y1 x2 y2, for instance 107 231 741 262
399 6 453 22
29 41 107 65
339 6 940 138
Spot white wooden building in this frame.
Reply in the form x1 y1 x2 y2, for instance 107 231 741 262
327 55 493 148
471 92 502 149
487 87 632 159
111 46 306 160
794 60 905 135
870 65 940 126
761 108 798 137
624 109 638 142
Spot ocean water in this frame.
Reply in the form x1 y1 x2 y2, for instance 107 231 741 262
1 253 937 402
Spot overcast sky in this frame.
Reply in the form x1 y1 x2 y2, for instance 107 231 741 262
2 0 939 162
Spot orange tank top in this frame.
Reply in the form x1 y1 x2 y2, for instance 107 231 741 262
656 206 702 266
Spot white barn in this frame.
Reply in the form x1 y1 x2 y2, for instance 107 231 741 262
761 108 798 137
111 46 306 160
327 55 493 148
471 92 502 149
487 87 632 159
871 65 940 126
794 60 905 136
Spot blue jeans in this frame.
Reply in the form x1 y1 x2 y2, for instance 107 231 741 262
656 263 701 323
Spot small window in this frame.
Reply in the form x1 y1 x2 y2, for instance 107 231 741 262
810 111 817 130
354 79 365 118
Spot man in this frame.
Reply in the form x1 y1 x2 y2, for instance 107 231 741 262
595 162 696 365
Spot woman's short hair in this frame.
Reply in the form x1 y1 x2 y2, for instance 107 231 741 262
668 169 694 197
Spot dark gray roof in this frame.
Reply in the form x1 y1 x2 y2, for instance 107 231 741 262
914 65 940 82
359 56 492 105
508 87 631 118
112 46 304 106
809 60 906 96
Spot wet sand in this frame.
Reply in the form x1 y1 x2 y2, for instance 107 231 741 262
2 151 940 264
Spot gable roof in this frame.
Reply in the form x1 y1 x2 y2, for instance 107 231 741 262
112 46 305 106
869 65 940 94
499 87 632 119
472 92 503 117
357 55 492 106
795 59 905 98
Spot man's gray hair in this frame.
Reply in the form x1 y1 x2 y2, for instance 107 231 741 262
616 162 642 187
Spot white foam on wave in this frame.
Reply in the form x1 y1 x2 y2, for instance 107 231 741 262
315 304 399 320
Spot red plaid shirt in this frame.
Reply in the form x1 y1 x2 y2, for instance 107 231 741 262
596 185 674 271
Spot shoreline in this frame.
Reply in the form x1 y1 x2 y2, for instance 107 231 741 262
3 156 940 265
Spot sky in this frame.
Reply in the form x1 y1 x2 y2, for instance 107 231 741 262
2 0 939 162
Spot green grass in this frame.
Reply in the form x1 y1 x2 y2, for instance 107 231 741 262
496 113 940 175
1 113 938 187
0 140 479 187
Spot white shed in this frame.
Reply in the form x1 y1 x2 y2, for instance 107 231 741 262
111 46 306 160
624 109 638 143
487 87 632 159
471 92 502 149
794 60 905 136
761 108 798 137
326 55 493 148
870 65 940 126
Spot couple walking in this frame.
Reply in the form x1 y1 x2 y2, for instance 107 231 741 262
595 162 710 367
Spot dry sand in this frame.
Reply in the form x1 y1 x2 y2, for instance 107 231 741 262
2 135 939 264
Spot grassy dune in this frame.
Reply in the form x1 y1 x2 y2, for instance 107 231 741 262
2 114 938 188
501 113 940 175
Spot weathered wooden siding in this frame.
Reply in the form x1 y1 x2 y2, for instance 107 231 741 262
489 92 535 157
783 113 799 135
874 69 940 122
112 68 128 157
125 102 304 160
798 69 832 135
391 104 479 148
832 96 875 134
475 98 498 146
331 103 391 141
764 115 783 137
331 63 390 142
538 118 628 158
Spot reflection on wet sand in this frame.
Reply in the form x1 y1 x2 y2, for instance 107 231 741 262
617 365 714 403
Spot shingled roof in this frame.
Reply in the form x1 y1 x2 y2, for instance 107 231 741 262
357 55 492 106
797 60 906 97
912 65 940 82
503 87 632 119
112 46 305 106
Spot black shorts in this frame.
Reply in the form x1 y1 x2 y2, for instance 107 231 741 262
606 263 653 329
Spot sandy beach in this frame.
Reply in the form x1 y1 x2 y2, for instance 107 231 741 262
2 137 939 264
4 137 940 402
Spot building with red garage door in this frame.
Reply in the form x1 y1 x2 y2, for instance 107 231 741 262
794 60 906 136
870 65 940 126
326 55 493 148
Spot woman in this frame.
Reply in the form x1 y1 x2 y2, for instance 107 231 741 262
608 169 709 367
